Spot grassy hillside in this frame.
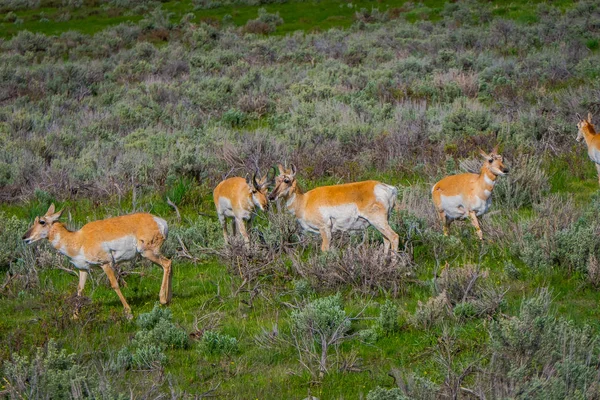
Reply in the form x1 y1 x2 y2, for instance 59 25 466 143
0 0 579 38
2 0 600 398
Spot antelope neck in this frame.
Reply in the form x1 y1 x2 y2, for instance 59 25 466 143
478 166 497 197
48 223 79 256
284 182 304 215
582 126 597 146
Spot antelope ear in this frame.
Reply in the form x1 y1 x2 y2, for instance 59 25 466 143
245 173 252 186
46 208 63 223
479 149 491 160
492 145 499 155
277 163 285 174
45 203 56 216
588 112 593 123
290 163 297 178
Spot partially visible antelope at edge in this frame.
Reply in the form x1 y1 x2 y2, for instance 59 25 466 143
213 171 273 245
268 164 399 254
431 147 509 240
575 113 600 184
22 204 172 318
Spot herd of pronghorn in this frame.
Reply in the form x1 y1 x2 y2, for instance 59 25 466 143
20 114 598 316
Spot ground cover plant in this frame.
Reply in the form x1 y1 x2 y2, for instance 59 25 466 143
2 0 600 398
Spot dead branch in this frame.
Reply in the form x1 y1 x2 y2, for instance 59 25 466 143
166 197 181 221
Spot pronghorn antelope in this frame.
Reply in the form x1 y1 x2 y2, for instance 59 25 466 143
268 164 399 254
213 172 271 245
431 148 509 240
575 113 600 184
22 204 172 318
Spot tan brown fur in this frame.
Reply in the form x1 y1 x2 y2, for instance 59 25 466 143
213 173 270 245
576 113 600 184
22 205 172 318
269 164 399 254
431 148 509 240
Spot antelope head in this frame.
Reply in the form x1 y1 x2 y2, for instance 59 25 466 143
268 163 297 201
576 112 595 142
480 147 509 176
247 170 272 211
22 204 63 244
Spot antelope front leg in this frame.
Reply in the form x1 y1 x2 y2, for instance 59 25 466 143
143 251 173 305
218 215 229 244
77 270 88 296
437 210 449 236
100 263 133 319
319 226 332 252
236 217 250 246
468 211 483 241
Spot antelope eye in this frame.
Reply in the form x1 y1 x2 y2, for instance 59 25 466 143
284 178 290 183
39 220 46 225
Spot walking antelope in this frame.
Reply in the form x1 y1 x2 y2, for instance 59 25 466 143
213 172 271 245
431 148 509 240
22 204 172 318
268 164 399 254
575 113 600 184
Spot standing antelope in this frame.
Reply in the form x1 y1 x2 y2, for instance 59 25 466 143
575 113 600 184
431 148 509 240
213 172 271 245
22 204 172 318
268 164 399 254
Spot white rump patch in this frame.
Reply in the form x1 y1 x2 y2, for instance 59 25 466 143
374 183 397 212
153 216 169 239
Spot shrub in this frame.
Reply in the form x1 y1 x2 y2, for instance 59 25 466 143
492 154 550 209
114 305 188 370
291 243 413 297
437 264 506 318
0 212 29 268
4 12 18 22
3 339 103 399
243 8 283 34
200 331 239 356
378 299 400 335
440 101 495 140
408 291 450 329
290 294 352 377
483 289 600 398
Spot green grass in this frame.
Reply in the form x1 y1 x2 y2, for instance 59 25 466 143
0 0 574 39
4 161 600 397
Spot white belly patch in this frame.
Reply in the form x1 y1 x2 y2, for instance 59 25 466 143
440 195 468 219
319 204 367 233
218 196 251 220
440 194 491 219
102 235 138 263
